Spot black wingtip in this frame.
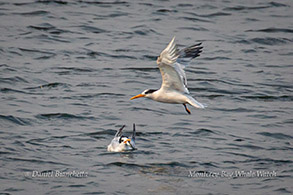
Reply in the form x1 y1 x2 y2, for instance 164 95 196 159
115 125 126 137
132 123 136 139
119 125 126 131
179 43 203 60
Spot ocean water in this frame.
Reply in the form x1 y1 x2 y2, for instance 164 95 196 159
0 0 293 194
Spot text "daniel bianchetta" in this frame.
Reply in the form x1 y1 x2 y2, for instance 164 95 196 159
25 170 89 178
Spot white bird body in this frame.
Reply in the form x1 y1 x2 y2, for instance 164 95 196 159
130 37 205 114
107 137 135 152
107 124 136 152
151 89 189 104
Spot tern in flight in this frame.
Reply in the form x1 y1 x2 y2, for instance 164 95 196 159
130 37 205 114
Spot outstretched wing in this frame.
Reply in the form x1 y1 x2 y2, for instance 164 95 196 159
132 123 135 141
115 125 125 137
177 42 203 66
156 37 202 94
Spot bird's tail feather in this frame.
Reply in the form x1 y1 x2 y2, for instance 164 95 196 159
186 95 205 109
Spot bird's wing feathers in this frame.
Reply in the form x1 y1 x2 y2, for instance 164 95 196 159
115 125 125 137
157 37 202 93
177 43 203 66
132 123 136 141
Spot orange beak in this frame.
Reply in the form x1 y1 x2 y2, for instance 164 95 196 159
130 94 145 100
123 139 131 144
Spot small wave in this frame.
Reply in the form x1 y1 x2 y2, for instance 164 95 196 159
130 107 168 115
198 162 219 168
149 161 189 167
199 12 231 18
14 1 68 6
79 25 108 34
228 143 264 150
274 188 292 194
0 76 28 84
177 3 193 7
35 113 94 121
26 135 78 146
199 78 252 87
268 2 289 7
0 115 32 126
68 184 87 188
137 131 169 137
0 64 17 73
189 128 216 136
51 67 96 75
28 23 55 31
242 49 257 53
35 0 68 5
246 28 293 34
1 88 28 94
19 47 56 59
251 37 293 45
178 27 208 31
224 5 269 11
256 132 293 140
26 139 74 149
17 10 49 16
28 23 73 35
193 88 252 95
78 1 129 6
200 56 231 61
38 82 70 89
156 9 173 13
238 37 293 45
24 34 71 43
225 2 288 11
68 93 124 99
141 55 157 61
202 94 225 99
179 16 211 23
133 29 160 36
6 157 69 166
243 158 292 166
86 130 117 137
214 107 255 113
106 12 129 18
85 50 137 60
241 94 293 101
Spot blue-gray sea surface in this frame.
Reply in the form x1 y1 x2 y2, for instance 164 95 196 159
1 0 293 194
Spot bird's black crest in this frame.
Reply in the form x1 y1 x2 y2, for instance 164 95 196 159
145 89 157 94
119 136 127 143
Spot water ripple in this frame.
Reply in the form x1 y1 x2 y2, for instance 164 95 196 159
246 28 293 34
0 115 32 126
35 113 95 121
256 132 293 140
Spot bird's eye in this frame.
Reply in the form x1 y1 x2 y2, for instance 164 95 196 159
119 136 127 143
